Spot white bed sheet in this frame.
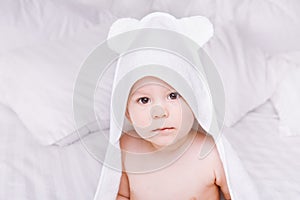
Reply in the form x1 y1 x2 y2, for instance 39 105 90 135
224 100 300 199
0 103 101 200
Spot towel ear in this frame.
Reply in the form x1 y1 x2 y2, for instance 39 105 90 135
107 12 214 53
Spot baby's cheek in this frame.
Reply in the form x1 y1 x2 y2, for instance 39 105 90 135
181 104 194 124
131 109 152 128
173 101 186 116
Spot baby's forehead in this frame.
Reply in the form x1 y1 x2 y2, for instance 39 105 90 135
130 76 174 93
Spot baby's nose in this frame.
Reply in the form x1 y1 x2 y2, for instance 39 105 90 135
150 105 168 119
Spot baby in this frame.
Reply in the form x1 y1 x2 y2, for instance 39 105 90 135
116 76 231 200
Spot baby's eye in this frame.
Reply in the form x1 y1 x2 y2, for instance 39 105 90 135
168 92 180 100
137 97 150 104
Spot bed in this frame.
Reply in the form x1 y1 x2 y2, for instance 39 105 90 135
1 0 300 199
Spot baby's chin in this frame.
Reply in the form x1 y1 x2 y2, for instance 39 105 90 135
146 135 191 151
149 139 176 149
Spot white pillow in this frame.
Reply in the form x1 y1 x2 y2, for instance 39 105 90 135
270 52 300 136
151 0 216 21
202 21 278 127
0 23 115 146
214 0 300 55
0 0 115 53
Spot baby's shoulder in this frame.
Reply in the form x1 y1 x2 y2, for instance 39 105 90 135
194 131 216 150
194 132 221 164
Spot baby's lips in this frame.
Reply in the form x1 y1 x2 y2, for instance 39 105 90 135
152 127 175 131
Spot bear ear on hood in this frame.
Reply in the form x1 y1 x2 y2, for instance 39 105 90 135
107 12 214 53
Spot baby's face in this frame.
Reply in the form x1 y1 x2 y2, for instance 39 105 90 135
126 76 195 149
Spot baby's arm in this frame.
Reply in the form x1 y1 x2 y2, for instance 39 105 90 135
116 172 130 200
214 151 231 200
117 133 131 200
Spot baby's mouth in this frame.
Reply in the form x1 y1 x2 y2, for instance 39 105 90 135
152 127 175 132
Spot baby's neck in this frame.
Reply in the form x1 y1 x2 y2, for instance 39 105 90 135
151 129 198 153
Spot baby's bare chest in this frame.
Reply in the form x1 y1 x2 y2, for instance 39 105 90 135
127 158 218 200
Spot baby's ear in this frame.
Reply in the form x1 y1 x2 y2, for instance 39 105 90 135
125 108 132 124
